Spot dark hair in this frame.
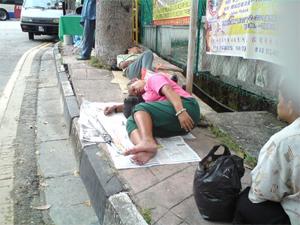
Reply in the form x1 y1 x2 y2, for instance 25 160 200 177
279 77 300 113
123 96 144 118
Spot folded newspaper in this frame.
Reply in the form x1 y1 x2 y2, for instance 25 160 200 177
78 100 201 169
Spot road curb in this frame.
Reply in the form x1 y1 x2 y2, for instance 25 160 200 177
104 193 148 225
80 145 124 224
53 43 148 225
53 47 79 135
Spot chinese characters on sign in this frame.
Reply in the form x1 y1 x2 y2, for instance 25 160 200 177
206 0 279 64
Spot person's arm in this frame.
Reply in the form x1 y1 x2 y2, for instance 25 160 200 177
104 104 124 116
155 63 183 73
161 85 194 132
119 60 134 70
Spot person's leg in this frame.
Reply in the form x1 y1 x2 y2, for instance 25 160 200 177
134 98 200 138
125 51 154 79
129 129 141 145
125 111 158 165
81 19 95 59
80 19 89 59
125 98 200 164
233 187 291 225
140 51 154 79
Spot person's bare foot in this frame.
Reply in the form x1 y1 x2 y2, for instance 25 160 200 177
130 151 157 165
125 140 158 165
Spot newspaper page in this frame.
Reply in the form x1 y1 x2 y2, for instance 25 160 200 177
79 101 201 169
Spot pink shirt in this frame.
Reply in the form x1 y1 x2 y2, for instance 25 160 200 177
142 74 192 102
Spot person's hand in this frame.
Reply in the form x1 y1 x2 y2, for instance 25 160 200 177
104 105 117 116
177 111 194 132
119 60 134 69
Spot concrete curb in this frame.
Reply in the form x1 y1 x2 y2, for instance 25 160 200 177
80 145 124 224
53 48 79 135
52 43 148 225
104 193 148 225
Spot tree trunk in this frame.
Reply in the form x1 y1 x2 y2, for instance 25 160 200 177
95 0 133 66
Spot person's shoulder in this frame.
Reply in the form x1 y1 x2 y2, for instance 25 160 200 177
146 73 169 87
151 73 168 80
272 118 300 148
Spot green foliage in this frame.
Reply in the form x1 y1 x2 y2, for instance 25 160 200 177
209 126 243 157
209 126 257 169
89 56 111 70
243 153 257 169
141 208 152 224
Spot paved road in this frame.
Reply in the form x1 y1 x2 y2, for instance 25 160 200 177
0 21 99 225
0 20 55 95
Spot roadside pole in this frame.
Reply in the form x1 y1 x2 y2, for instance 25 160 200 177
186 0 199 94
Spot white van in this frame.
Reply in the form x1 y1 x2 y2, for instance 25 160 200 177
20 0 63 40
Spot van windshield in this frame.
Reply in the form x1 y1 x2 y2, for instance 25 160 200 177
23 0 61 9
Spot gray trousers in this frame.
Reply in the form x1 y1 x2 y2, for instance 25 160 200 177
125 50 154 79
81 19 95 58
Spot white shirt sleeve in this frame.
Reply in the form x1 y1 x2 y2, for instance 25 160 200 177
249 140 290 203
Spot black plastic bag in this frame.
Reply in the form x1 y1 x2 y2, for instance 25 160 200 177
193 145 245 222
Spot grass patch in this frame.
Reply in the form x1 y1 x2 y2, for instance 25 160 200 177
243 153 257 169
141 208 152 224
89 56 111 70
209 126 257 169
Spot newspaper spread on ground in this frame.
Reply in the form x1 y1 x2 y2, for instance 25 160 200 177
79 100 200 169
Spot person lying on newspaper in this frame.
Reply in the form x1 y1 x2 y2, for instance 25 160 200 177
103 73 200 165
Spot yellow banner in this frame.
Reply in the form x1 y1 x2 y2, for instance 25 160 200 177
153 0 191 25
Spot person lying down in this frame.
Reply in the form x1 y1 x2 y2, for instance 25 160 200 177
103 73 200 165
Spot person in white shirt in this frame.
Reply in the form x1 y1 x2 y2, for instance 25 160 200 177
234 78 300 225
116 47 154 80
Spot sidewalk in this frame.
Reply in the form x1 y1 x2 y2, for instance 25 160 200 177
55 44 252 225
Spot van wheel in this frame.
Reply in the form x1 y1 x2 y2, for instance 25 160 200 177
28 32 34 40
0 9 8 21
